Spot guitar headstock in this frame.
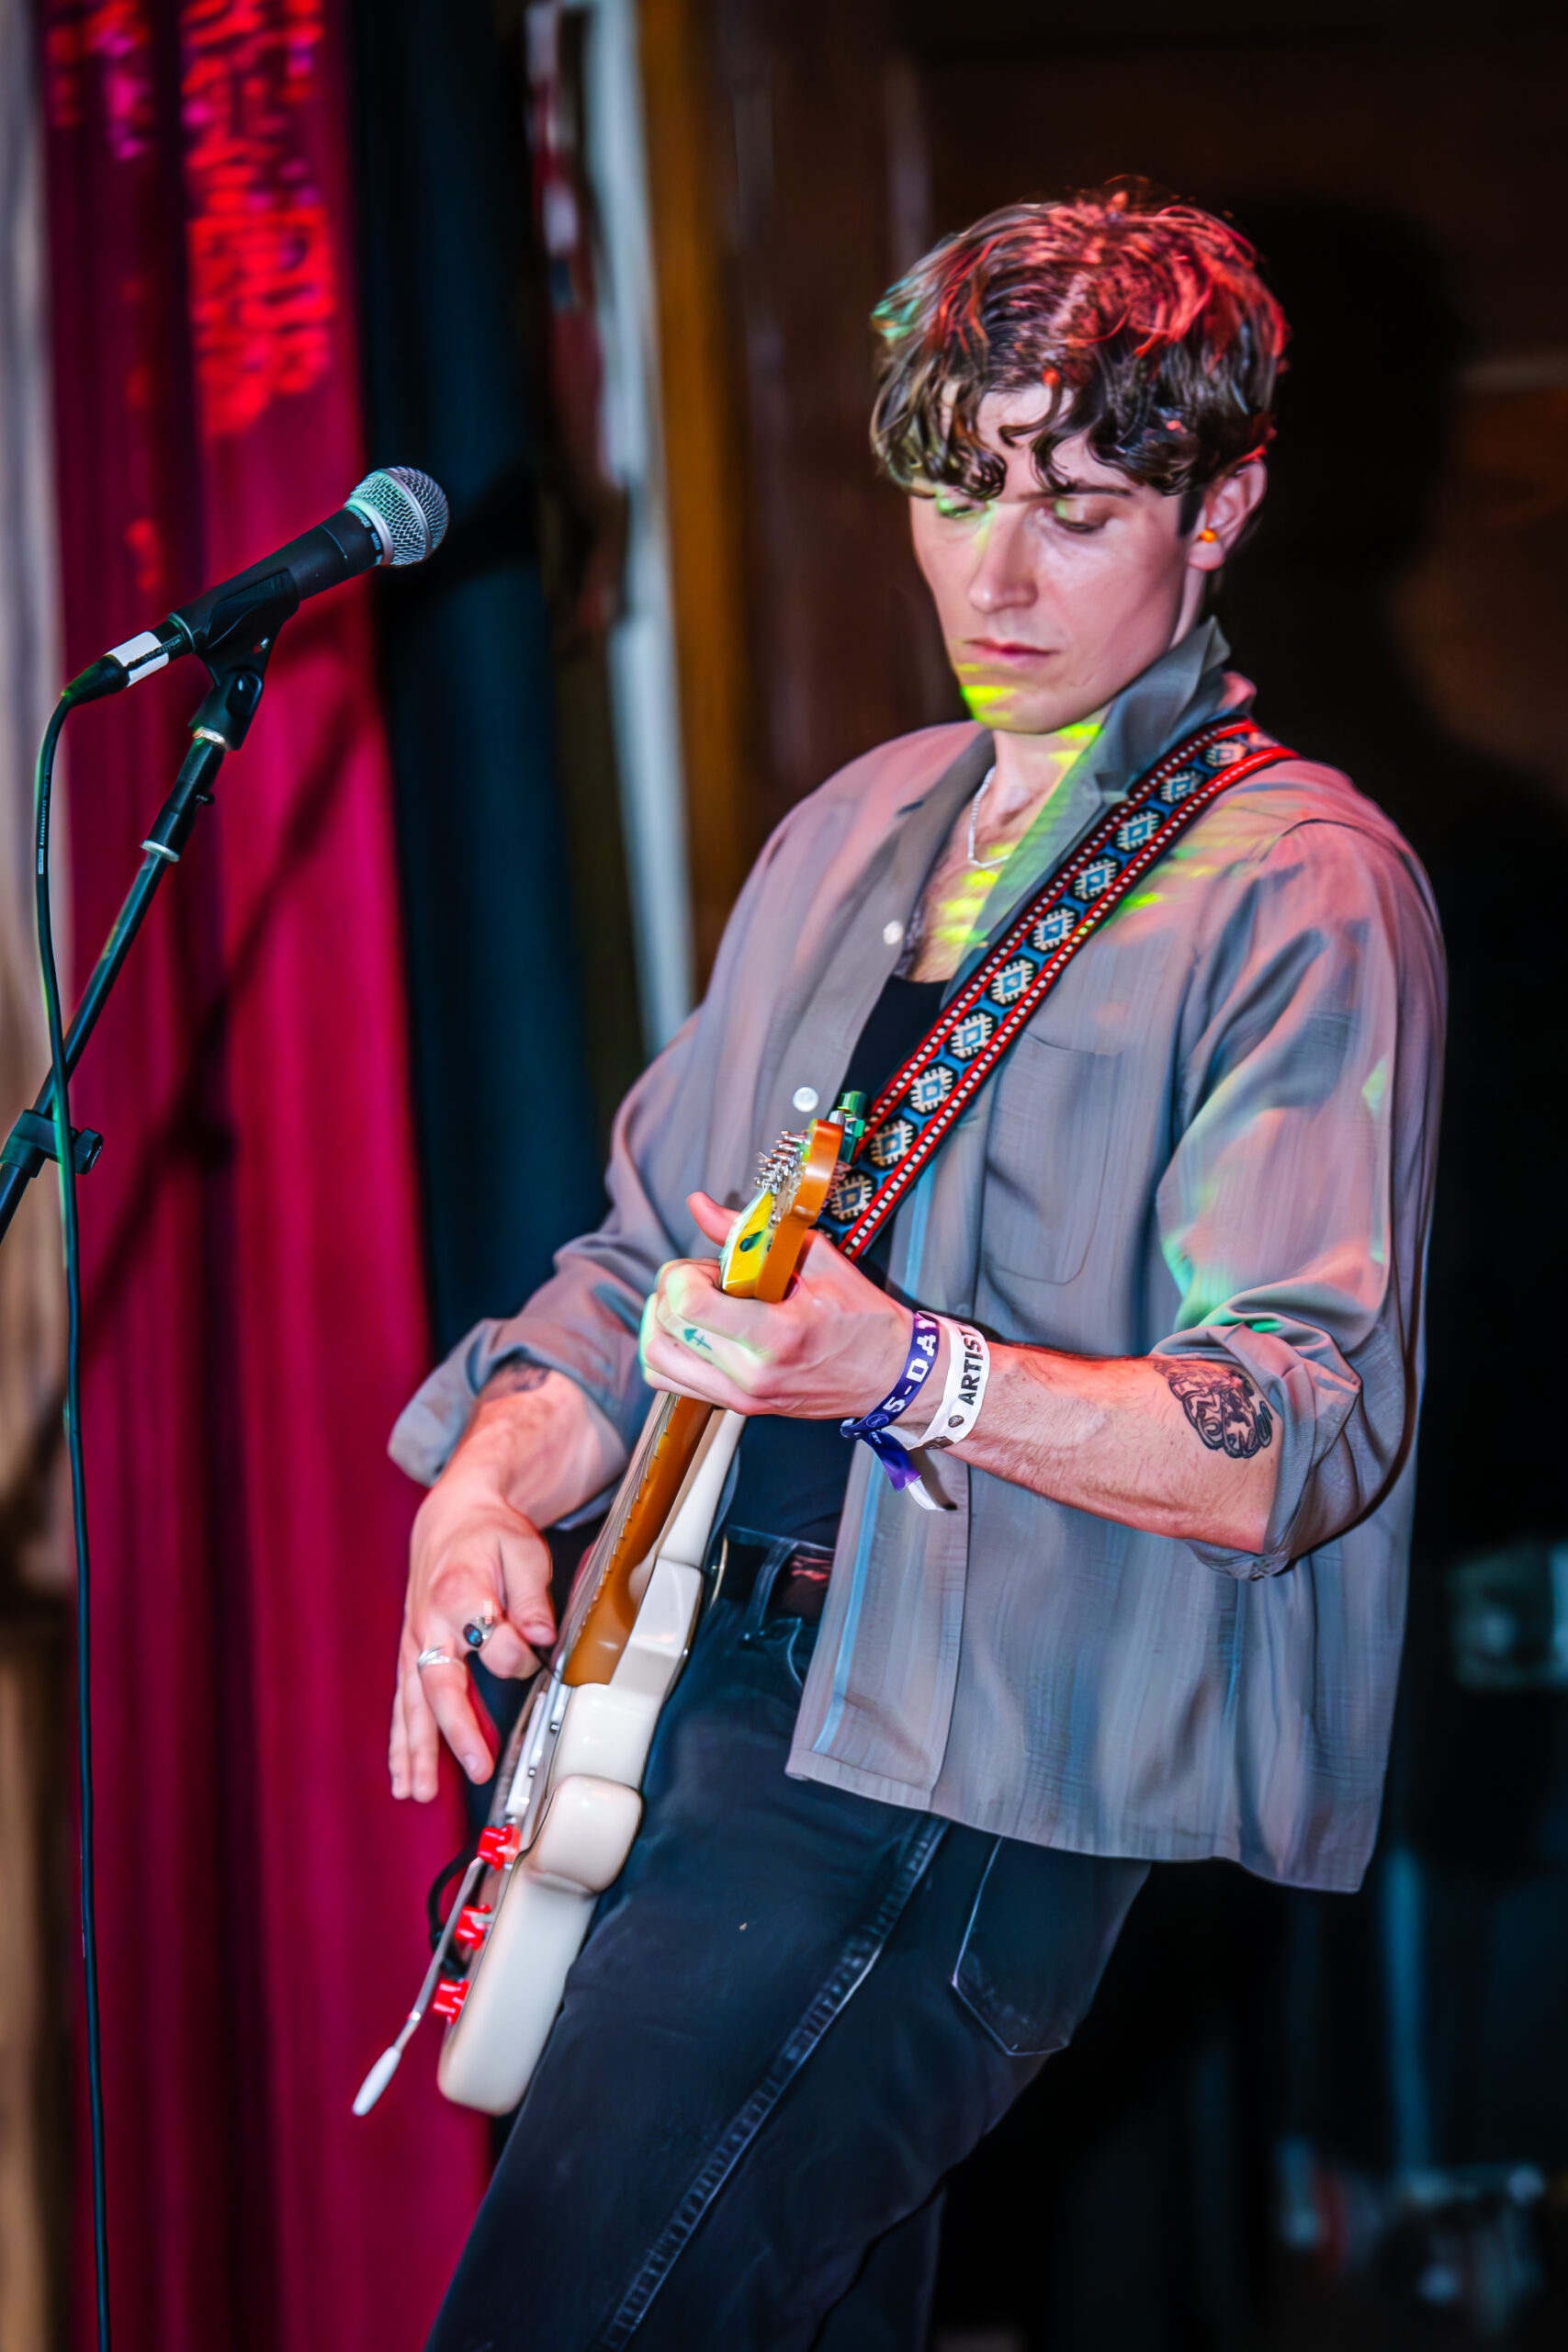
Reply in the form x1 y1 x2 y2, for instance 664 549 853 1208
718 1110 855 1306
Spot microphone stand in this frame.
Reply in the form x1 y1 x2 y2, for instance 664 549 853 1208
0 579 296 1238
1 580 298 2352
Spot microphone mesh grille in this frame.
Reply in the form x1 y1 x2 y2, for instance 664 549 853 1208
346 467 451 567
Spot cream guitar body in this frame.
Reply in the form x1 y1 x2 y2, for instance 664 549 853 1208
355 1113 853 2121
435 1406 742 2113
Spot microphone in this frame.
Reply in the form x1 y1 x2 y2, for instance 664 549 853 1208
67 467 449 705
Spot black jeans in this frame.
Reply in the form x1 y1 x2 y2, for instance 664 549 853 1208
427 1578 1146 2351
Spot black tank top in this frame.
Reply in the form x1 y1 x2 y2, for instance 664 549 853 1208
719 973 944 1552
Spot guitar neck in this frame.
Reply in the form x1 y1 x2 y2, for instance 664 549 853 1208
560 1390 715 1687
558 1115 845 1690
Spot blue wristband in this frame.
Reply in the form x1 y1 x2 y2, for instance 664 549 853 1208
840 1310 942 1491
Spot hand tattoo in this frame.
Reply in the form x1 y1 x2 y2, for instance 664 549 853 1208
1158 1359 1274 1459
480 1360 552 1400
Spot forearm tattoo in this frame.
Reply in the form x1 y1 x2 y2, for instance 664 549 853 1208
1158 1359 1274 1459
480 1360 553 1401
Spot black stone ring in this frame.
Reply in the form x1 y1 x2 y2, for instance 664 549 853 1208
462 1616 496 1652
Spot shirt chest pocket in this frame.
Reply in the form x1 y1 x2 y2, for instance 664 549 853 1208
980 1034 1122 1286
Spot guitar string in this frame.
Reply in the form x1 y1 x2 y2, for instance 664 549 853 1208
558 1151 811 1666
557 1392 677 1652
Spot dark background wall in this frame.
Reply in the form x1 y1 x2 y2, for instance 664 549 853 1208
352 0 645 1354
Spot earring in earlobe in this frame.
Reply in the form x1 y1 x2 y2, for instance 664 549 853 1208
1198 526 1219 543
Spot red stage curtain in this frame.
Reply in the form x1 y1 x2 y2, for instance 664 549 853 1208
41 6 489 2346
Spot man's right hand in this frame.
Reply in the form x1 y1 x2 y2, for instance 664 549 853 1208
389 1367 626 1803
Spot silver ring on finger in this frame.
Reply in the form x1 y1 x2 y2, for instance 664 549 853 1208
416 1646 457 1670
461 1612 497 1653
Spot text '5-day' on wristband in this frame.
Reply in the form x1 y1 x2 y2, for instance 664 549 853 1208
917 1320 989 1450
840 1309 941 1493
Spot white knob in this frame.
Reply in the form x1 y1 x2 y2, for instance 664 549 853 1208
882 920 905 947
792 1085 819 1114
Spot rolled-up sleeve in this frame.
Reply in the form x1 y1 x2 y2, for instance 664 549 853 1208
1151 818 1445 1577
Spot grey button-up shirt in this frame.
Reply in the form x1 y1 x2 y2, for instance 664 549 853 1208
392 622 1445 1893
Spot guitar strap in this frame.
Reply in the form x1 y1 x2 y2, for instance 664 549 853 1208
818 716 1294 1260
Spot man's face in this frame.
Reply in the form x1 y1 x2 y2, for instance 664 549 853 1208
908 390 1256 736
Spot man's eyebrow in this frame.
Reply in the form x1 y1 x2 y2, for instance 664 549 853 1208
1031 481 1136 501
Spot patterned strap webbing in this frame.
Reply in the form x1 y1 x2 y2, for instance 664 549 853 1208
818 717 1293 1259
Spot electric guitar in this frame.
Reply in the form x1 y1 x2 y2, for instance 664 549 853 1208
354 1108 852 2118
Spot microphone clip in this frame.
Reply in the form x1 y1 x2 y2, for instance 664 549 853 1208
185 570 299 751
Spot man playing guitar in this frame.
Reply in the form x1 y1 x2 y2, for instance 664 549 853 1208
389 187 1444 2349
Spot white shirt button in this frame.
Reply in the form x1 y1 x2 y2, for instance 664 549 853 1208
792 1085 819 1114
882 920 905 947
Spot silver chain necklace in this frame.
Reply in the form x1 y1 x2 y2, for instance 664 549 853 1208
965 765 1010 871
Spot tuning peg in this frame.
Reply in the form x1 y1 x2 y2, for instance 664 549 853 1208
453 1905 492 1953
477 1825 523 1870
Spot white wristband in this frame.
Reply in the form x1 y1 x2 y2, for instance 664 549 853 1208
908 1318 989 1450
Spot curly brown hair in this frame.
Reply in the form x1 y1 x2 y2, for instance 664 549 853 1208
870 184 1287 516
